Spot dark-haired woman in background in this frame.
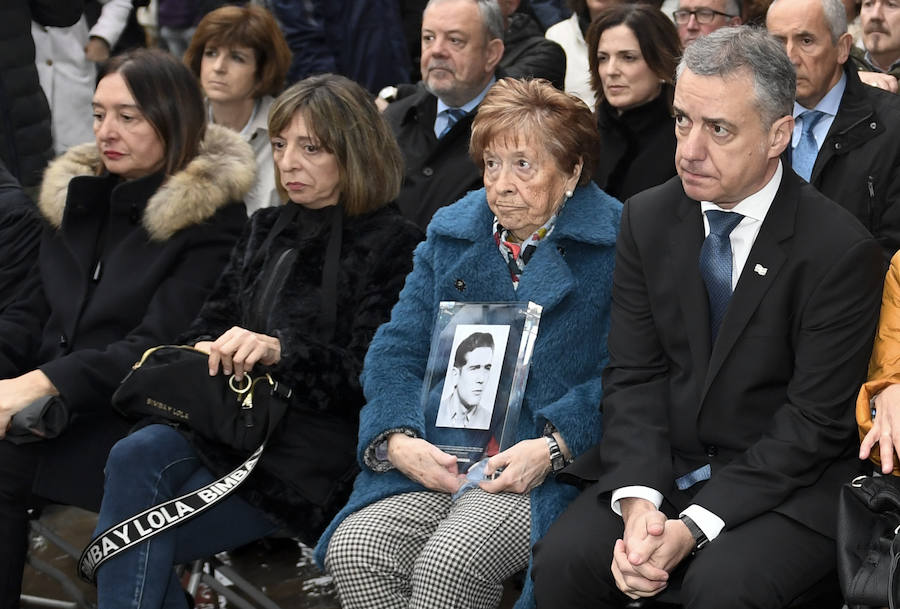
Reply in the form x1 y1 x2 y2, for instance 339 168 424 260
0 48 249 605
90 73 422 608
184 4 292 214
587 3 681 200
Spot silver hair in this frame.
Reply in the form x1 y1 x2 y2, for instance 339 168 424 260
676 26 795 128
767 0 847 43
425 0 505 41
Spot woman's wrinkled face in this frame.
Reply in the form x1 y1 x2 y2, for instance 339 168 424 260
483 134 580 240
271 111 341 209
92 72 166 180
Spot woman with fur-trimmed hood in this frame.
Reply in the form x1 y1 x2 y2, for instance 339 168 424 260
0 49 248 605
88 73 422 608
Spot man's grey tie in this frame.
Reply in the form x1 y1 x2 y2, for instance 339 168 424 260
699 210 744 344
792 110 825 181
438 108 466 139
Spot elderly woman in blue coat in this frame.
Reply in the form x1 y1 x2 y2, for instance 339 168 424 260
317 77 622 609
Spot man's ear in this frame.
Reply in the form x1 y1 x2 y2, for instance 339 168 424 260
768 114 795 159
485 38 504 73
836 31 852 65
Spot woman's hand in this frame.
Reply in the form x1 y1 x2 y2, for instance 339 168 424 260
0 370 59 437
479 437 552 494
861 383 900 473
199 326 281 380
387 433 464 494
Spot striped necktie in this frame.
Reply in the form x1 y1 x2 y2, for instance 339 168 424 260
439 108 466 139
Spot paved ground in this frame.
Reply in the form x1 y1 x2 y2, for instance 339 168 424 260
22 505 339 609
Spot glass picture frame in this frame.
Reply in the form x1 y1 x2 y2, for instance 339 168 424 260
421 301 542 473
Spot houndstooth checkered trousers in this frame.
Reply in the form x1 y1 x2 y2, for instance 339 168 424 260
325 489 531 608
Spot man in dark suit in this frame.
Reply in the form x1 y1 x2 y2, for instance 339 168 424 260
767 0 900 260
384 0 504 230
530 27 884 608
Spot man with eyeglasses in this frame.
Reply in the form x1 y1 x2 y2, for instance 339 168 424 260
673 0 741 46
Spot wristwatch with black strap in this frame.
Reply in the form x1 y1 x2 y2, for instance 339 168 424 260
679 514 709 553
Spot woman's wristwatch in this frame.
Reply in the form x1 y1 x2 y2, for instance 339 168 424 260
544 433 567 473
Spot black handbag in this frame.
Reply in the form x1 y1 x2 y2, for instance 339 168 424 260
837 474 900 609
111 345 292 453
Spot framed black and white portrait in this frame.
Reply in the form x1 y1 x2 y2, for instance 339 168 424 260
420 301 542 472
435 324 509 431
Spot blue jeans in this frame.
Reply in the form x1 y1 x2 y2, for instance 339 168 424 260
94 424 279 609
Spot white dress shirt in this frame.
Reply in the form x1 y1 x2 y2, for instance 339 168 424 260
610 161 784 542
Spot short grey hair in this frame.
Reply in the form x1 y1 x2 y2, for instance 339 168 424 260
768 0 847 43
676 26 795 128
426 0 505 42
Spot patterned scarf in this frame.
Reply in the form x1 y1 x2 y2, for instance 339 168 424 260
492 214 558 289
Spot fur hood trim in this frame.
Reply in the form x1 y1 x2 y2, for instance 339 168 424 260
38 124 255 240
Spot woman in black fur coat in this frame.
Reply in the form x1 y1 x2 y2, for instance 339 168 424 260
90 74 422 608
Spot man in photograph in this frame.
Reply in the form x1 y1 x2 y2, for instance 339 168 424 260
436 332 495 429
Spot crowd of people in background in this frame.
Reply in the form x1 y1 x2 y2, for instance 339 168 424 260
4 0 900 608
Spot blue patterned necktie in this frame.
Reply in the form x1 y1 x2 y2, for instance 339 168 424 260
792 110 825 181
699 210 744 344
438 108 466 139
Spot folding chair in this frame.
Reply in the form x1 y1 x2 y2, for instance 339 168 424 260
22 505 292 609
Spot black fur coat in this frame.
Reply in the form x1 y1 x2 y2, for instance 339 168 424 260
181 201 421 543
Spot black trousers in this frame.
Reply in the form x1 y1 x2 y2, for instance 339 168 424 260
531 483 835 609
0 439 41 609
0 413 129 609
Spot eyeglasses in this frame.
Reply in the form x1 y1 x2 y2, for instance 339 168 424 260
672 8 736 24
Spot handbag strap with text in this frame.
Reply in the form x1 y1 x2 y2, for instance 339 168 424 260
78 442 263 583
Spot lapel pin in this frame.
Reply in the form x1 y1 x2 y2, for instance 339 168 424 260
754 264 768 276
454 278 466 292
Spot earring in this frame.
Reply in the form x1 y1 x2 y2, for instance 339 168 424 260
565 189 574 199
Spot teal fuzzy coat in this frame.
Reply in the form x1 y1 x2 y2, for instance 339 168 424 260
314 183 621 608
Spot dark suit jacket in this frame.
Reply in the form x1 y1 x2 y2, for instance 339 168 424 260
384 84 484 230
789 64 900 260
567 170 884 538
